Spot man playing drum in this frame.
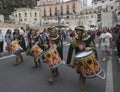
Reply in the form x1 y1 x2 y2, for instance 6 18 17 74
67 25 97 90
12 28 26 65
27 29 42 68
46 26 63 84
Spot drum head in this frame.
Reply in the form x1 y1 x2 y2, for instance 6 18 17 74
75 51 93 60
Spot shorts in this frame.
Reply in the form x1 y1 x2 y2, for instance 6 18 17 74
100 44 111 51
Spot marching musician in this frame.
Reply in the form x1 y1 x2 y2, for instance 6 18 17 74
28 29 41 68
47 26 63 84
66 26 97 90
37 31 49 62
13 28 26 65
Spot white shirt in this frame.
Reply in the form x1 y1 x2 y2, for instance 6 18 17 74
99 32 112 45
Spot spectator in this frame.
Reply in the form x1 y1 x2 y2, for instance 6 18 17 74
99 28 112 62
66 30 71 42
70 30 75 39
91 31 96 41
0 30 4 53
116 31 120 62
5 29 13 52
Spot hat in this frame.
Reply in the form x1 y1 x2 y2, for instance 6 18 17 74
75 25 85 31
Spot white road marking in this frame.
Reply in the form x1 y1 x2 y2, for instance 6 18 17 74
0 54 15 60
0 53 25 60
106 56 113 92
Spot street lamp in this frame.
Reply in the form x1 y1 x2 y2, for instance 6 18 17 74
57 10 61 32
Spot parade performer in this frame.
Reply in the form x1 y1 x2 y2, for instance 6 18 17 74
27 29 42 68
12 28 26 65
37 32 49 62
67 26 97 90
46 26 63 84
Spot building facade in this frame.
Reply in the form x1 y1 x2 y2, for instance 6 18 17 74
80 0 88 11
79 9 98 30
10 8 41 26
92 0 120 26
37 0 81 25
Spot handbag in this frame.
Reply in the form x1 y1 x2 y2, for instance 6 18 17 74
6 45 10 50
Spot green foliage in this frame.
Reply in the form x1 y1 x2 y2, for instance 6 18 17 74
0 5 15 19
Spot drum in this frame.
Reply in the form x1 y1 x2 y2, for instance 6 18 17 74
31 44 43 59
10 40 22 55
75 51 105 79
44 46 62 70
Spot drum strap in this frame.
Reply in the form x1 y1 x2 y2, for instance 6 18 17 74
70 49 75 67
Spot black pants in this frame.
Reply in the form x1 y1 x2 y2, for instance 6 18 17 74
116 43 120 58
0 41 3 52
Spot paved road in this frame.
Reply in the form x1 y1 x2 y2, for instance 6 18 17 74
0 41 119 92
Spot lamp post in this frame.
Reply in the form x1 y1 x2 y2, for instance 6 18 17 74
57 10 61 32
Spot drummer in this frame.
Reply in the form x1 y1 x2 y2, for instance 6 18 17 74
66 25 97 90
27 28 42 68
47 26 63 84
12 28 26 65
37 31 49 62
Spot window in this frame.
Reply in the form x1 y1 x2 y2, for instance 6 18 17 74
30 13 32 17
19 19 22 22
66 10 69 15
91 15 93 18
19 13 21 18
111 6 113 9
50 12 52 16
61 12 63 16
73 10 76 14
73 3 75 9
55 7 57 12
67 5 69 10
25 12 27 17
61 6 63 11
44 9 46 14
49 8 52 12
34 12 37 17
55 7 58 16
55 12 57 16
44 14 46 17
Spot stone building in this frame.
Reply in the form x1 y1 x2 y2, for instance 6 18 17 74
10 8 41 26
